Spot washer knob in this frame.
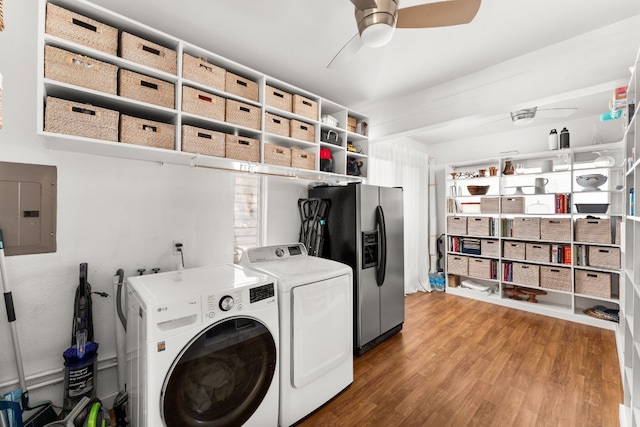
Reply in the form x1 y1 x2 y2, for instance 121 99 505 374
275 248 285 257
219 295 234 311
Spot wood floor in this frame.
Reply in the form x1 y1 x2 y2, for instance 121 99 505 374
298 291 622 427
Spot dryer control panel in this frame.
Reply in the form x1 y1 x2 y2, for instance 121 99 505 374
243 243 308 263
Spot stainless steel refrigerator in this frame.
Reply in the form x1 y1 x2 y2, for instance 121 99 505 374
309 182 404 356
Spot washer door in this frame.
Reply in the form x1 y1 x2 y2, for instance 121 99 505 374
161 317 276 427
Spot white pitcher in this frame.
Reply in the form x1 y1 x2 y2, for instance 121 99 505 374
534 177 549 194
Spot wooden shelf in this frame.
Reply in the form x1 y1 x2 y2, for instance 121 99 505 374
444 146 624 331
37 0 370 180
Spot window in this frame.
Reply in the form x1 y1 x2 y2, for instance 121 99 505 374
233 175 260 263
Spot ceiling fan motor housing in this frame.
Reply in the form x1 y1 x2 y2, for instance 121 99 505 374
355 0 398 47
510 107 537 125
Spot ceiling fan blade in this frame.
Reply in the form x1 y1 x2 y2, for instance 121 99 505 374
536 108 578 118
350 0 378 10
396 0 481 29
327 33 364 69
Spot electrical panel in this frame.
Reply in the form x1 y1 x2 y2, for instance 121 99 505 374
0 161 57 255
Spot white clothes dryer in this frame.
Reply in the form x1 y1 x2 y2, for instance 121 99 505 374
241 243 353 427
126 264 279 427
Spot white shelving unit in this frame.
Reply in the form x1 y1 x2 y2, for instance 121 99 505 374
444 142 625 331
619 44 640 427
36 0 369 181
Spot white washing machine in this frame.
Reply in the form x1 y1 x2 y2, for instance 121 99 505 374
126 264 279 427
241 243 353 427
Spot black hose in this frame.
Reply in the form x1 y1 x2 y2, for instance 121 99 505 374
115 268 127 331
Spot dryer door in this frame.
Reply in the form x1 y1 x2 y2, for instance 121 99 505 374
161 317 277 427
291 274 352 388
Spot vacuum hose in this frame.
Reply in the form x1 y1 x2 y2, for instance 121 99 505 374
115 268 126 331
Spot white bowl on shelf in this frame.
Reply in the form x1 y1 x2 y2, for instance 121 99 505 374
575 174 607 191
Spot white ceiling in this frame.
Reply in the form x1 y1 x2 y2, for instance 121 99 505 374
89 0 640 144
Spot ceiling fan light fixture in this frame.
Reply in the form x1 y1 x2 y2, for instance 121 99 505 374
355 0 398 48
360 21 395 47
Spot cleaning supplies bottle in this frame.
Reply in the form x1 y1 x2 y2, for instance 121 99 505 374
548 129 558 150
631 188 635 216
559 127 570 149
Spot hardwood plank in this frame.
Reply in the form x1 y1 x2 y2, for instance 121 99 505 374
298 292 622 427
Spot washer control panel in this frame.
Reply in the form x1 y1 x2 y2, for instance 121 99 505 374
250 282 275 303
243 243 307 263
203 282 275 319
205 290 243 319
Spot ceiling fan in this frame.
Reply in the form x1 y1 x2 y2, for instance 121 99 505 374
328 0 482 68
509 107 577 125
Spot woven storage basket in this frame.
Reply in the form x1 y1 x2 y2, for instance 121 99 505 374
120 32 176 75
467 216 491 236
512 217 540 240
588 246 621 269
468 258 492 279
512 262 540 287
540 218 571 242
119 69 174 109
292 94 318 121
224 71 259 102
525 242 551 263
447 255 468 276
181 125 225 157
225 135 259 162
290 119 315 142
447 216 467 235
182 86 225 121
540 266 571 292
225 99 261 130
182 53 225 90
575 269 612 298
0 0 4 31
45 3 117 55
291 147 315 170
44 97 118 141
481 239 500 257
264 143 292 167
265 113 290 137
265 85 292 112
575 218 612 244
501 196 525 214
480 197 499 214
44 96 120 142
119 115 175 150
44 46 117 94
503 241 526 260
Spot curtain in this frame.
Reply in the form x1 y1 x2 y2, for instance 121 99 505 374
368 141 431 294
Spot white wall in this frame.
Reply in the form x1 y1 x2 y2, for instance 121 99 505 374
264 176 309 246
0 0 300 409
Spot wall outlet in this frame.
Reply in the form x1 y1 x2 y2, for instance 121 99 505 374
173 239 184 255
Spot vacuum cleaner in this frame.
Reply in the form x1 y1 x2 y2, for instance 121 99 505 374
42 396 108 427
60 264 99 418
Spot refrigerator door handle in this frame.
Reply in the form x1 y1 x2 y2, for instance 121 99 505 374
375 205 387 286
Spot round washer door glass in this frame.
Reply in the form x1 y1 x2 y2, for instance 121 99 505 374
162 317 277 427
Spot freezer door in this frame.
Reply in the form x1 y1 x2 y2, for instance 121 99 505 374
379 186 405 334
358 185 381 346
